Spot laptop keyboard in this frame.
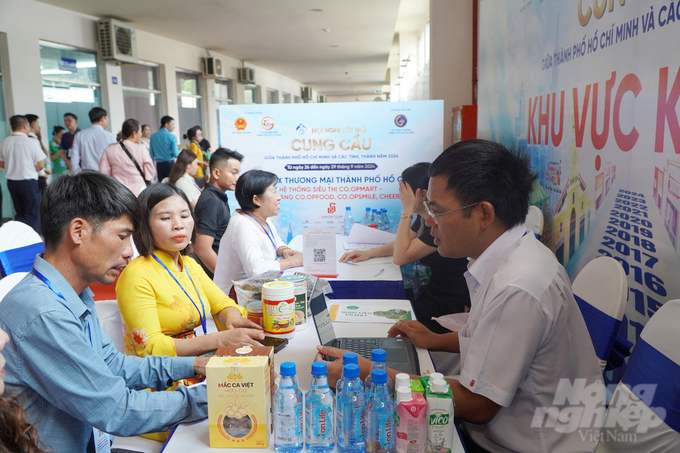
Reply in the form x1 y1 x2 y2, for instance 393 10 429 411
342 338 382 360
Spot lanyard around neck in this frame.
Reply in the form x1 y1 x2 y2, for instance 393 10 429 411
33 267 93 347
243 211 277 252
152 253 207 335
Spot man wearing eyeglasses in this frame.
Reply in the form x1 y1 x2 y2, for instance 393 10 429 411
316 140 603 453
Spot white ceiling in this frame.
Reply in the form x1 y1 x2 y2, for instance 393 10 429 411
36 0 429 97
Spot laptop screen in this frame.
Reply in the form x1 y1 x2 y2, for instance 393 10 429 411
309 292 337 346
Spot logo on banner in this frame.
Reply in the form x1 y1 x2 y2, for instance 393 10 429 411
235 117 247 131
261 117 274 130
328 203 336 214
296 123 307 134
394 114 407 128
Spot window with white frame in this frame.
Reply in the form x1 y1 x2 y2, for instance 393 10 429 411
176 70 204 136
215 79 233 144
282 92 291 103
122 61 162 132
266 88 279 104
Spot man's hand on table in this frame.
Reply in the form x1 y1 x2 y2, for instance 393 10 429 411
314 345 372 386
193 356 210 376
388 320 459 353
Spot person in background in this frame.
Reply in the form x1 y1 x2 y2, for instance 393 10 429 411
194 148 243 277
60 112 80 161
0 172 212 453
71 107 117 173
49 125 70 176
199 137 212 155
99 118 155 197
318 140 603 453
140 124 152 152
0 115 46 232
0 327 49 453
166 149 201 208
214 170 303 299
339 162 470 333
116 183 263 441
184 125 209 189
25 114 51 193
150 116 179 182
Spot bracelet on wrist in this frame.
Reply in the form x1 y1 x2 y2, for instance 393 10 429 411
278 246 291 257
401 213 414 220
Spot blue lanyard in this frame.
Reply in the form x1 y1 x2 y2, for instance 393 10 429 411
33 267 93 347
152 254 207 335
243 211 277 252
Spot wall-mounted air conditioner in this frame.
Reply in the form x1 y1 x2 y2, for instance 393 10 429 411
202 57 224 78
317 95 327 103
301 86 313 101
238 67 255 84
97 19 137 64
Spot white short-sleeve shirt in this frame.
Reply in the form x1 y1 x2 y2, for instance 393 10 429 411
459 225 604 453
0 132 45 180
174 173 202 203
214 211 286 299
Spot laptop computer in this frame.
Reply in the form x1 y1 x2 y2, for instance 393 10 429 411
309 291 421 375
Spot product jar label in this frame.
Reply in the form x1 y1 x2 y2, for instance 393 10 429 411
263 297 296 335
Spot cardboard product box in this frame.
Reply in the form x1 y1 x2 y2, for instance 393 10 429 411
207 345 274 448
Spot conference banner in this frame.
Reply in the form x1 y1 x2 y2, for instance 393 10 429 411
218 101 444 243
478 0 680 347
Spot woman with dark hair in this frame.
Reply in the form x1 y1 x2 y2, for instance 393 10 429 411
49 125 70 175
99 118 155 196
140 124 152 151
115 184 263 440
166 149 201 207
0 328 48 453
214 170 303 298
339 162 470 333
183 125 209 188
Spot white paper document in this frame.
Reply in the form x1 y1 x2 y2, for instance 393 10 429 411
346 224 396 246
329 300 413 323
302 227 338 277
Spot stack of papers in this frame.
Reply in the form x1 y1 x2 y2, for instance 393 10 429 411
343 224 396 251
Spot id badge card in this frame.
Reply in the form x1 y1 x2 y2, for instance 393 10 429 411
93 427 111 453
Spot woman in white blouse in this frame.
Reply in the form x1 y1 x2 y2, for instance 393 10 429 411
214 170 303 299
166 149 201 208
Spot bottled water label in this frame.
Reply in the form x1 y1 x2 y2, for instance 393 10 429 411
374 411 394 451
275 403 303 443
307 404 334 441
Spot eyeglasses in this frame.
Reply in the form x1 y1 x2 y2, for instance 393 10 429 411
422 200 479 224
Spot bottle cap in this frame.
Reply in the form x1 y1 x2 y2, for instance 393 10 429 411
344 364 360 379
343 352 359 365
346 206 351 210
311 362 327 376
371 348 386 362
371 368 387 384
395 373 410 388
280 362 296 376
429 372 444 380
397 386 412 403
366 207 371 211
430 378 449 393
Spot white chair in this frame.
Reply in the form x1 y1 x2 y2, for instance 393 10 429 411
95 300 125 353
596 300 680 452
525 205 544 237
572 256 627 371
0 272 29 302
0 221 44 277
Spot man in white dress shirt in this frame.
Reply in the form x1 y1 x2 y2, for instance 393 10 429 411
318 140 604 453
0 115 46 231
71 107 116 173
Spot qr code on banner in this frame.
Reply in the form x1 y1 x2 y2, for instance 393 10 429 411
313 248 326 263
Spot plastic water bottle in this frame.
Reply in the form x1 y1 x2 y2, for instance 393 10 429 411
363 207 371 225
337 364 366 453
344 207 354 236
305 362 335 453
365 349 393 396
366 369 395 453
274 362 304 453
380 209 389 231
337 352 359 394
370 209 378 225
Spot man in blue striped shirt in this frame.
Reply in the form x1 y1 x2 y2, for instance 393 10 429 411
149 115 179 181
0 172 209 453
